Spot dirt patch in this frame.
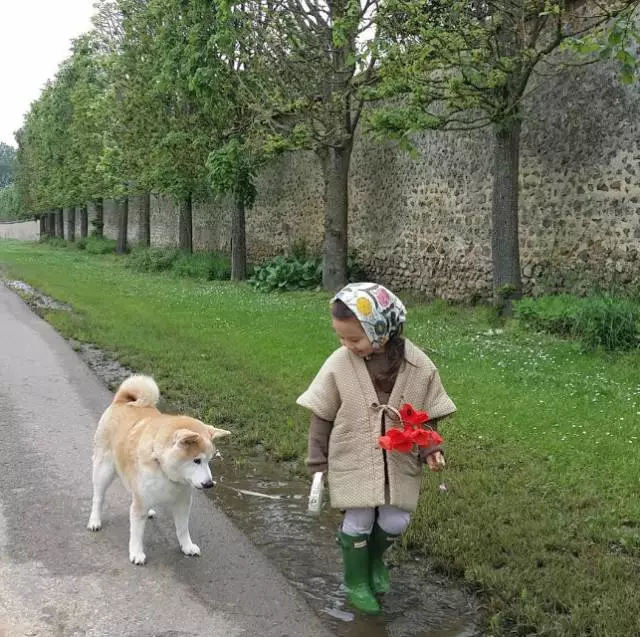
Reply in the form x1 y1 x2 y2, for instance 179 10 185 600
66 339 136 391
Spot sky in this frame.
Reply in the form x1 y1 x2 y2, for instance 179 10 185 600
0 0 96 147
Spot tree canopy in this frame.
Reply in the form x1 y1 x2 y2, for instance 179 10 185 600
11 0 640 292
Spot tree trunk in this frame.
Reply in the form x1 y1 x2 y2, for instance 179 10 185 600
178 194 193 253
138 191 151 246
47 212 55 237
320 145 352 292
80 205 88 238
491 118 523 315
66 207 75 242
231 198 247 281
117 197 128 254
93 198 104 237
39 215 46 238
55 208 64 239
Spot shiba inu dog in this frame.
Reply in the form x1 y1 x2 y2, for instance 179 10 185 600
87 375 230 565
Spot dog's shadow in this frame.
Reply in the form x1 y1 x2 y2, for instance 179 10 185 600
88 506 208 571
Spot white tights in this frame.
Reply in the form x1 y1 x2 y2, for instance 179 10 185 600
342 505 411 537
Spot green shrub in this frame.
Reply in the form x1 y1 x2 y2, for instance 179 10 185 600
249 251 367 293
75 238 87 250
172 252 213 279
249 255 321 292
85 236 117 254
575 297 640 351
127 247 180 272
173 251 231 281
126 247 232 281
514 294 640 351
514 295 582 337
206 253 232 281
41 237 68 249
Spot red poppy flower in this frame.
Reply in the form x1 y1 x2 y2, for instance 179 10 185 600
410 428 443 447
379 403 442 454
392 437 414 453
408 428 429 446
378 434 394 451
378 428 413 453
399 403 429 427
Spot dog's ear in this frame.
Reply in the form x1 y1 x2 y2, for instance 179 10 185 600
206 425 231 441
174 429 202 446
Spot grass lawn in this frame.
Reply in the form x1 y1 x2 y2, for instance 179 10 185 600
2 239 640 636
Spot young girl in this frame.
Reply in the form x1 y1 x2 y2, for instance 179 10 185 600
297 282 456 615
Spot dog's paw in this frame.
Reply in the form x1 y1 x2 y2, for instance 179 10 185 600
87 518 102 531
129 550 147 565
147 509 157 519
181 542 201 557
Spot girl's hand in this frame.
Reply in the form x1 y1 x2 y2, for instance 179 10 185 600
426 451 445 472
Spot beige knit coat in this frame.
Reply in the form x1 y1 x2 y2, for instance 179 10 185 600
296 339 456 512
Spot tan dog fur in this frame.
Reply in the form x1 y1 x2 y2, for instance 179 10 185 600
87 375 230 564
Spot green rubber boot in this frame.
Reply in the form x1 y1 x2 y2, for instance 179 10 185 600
338 531 381 615
369 523 399 595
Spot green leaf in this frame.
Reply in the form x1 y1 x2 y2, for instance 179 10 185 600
621 66 636 85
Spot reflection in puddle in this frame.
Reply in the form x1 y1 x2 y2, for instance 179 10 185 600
207 450 481 637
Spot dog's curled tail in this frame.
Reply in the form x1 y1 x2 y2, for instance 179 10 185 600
113 375 160 408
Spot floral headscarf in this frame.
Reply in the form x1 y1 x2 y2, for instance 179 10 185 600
332 282 407 350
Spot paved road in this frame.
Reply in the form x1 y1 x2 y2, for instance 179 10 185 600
0 282 335 637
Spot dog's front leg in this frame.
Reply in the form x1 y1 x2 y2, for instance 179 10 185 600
129 500 148 565
172 493 200 557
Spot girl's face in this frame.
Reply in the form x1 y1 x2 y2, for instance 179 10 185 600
332 317 374 358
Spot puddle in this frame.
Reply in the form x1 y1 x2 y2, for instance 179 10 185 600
207 452 480 637
6 280 483 637
4 279 72 312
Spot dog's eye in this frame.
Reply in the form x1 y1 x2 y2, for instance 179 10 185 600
193 458 202 465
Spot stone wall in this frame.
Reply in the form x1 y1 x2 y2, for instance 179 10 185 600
0 220 39 241
94 59 639 301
